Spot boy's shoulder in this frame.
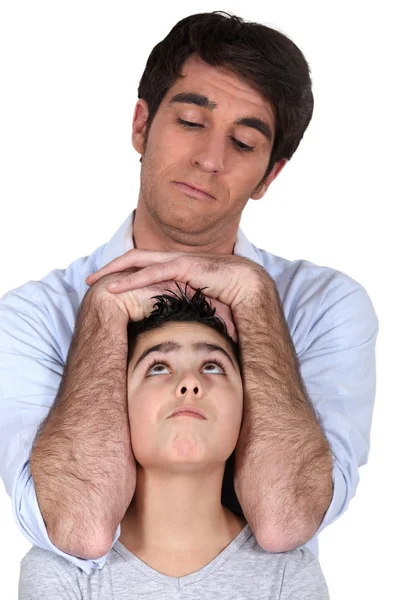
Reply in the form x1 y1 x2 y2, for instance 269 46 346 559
19 545 86 599
20 544 82 579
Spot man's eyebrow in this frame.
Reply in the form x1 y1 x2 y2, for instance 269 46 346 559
169 92 218 111
168 91 273 143
132 339 237 372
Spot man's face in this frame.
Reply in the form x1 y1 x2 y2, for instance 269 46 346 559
126 321 243 472
132 54 285 245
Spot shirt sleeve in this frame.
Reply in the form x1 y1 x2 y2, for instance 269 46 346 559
282 557 330 599
0 287 120 575
296 274 379 536
19 547 82 600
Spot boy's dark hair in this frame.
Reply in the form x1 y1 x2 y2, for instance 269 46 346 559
127 282 240 367
138 10 314 184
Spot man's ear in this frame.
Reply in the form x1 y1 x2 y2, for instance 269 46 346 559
251 158 288 200
132 99 150 155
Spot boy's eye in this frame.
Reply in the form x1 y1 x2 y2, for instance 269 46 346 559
146 359 226 376
147 362 168 376
202 363 224 374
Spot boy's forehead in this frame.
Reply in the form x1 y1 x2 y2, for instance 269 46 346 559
128 321 240 377
135 321 229 352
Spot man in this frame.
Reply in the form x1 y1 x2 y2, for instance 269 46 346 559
19 286 329 598
0 11 378 576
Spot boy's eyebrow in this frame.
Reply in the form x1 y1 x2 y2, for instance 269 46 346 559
132 340 237 372
133 341 180 371
191 342 236 371
168 91 273 143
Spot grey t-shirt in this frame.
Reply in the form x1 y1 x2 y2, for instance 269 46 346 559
19 524 329 599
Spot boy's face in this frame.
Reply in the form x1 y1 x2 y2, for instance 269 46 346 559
126 321 243 472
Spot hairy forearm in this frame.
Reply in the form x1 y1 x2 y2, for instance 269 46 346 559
30 298 136 558
233 279 333 552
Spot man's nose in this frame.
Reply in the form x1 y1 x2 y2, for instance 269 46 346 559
191 133 226 173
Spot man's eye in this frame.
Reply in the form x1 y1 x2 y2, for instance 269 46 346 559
176 118 254 152
177 118 202 128
234 139 254 152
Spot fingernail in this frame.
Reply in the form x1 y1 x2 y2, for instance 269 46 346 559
108 282 119 289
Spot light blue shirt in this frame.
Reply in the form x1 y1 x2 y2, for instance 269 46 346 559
0 210 379 575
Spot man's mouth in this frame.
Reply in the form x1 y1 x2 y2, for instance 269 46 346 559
174 182 215 201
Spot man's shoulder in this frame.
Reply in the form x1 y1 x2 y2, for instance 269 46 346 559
0 244 106 363
253 245 378 347
7 245 102 298
255 245 369 307
3 211 134 308
1 243 105 319
258 246 358 287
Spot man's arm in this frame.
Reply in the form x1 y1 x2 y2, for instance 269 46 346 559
83 249 378 553
30 292 136 559
232 278 333 552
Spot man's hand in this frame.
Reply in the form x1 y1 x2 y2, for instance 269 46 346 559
85 249 270 314
84 269 239 340
84 270 183 324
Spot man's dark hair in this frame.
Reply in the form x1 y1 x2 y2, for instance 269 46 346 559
127 282 240 367
138 10 314 185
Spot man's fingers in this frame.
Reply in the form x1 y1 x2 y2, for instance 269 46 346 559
107 260 190 293
86 250 185 285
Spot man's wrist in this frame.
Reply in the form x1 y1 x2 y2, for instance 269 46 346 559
82 288 129 329
232 266 275 313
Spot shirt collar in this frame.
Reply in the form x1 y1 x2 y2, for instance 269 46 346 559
233 225 264 267
100 211 135 269
100 209 264 269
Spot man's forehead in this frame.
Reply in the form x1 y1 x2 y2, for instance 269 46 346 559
166 57 275 127
179 53 242 82
180 54 234 77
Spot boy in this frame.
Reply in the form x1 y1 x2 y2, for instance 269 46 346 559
19 285 329 599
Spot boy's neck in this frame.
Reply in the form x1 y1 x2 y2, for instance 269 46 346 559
117 465 248 574
119 504 247 577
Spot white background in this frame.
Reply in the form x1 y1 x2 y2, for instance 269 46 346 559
0 1 398 598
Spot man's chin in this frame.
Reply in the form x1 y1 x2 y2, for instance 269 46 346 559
153 206 218 236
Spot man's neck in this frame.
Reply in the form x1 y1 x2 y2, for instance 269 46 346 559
132 200 238 254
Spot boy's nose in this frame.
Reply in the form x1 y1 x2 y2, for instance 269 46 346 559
179 385 199 395
175 371 204 398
